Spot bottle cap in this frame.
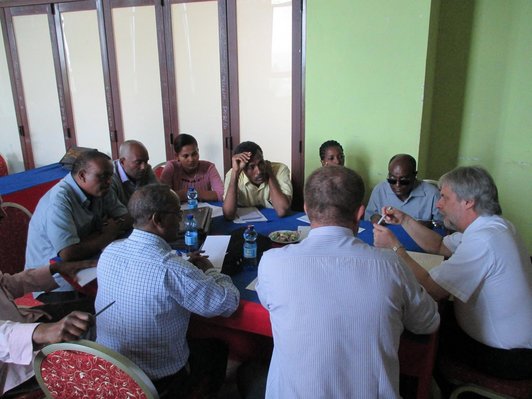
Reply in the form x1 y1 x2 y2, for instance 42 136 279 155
186 214 193 220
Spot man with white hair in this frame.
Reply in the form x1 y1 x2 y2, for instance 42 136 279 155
374 166 532 379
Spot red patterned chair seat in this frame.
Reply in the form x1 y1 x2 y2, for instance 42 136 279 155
34 340 159 399
438 351 532 399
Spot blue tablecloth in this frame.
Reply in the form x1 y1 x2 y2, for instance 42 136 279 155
208 205 444 303
0 163 68 195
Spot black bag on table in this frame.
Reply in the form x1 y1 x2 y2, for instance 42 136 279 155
221 227 272 276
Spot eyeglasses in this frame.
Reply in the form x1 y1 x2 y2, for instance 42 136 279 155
387 177 413 186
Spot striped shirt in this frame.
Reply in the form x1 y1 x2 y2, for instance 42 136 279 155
257 226 439 398
95 229 239 379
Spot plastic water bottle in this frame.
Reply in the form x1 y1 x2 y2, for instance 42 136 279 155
187 187 198 209
184 214 198 252
243 225 258 270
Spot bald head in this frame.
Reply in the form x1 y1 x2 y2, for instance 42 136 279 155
119 140 150 181
387 154 418 201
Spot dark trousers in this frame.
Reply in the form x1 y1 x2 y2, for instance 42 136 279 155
439 302 532 380
153 338 229 399
35 291 95 321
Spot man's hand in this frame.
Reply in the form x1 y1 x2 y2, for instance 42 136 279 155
187 251 214 272
380 206 409 225
50 259 97 280
373 224 401 250
231 152 251 174
261 160 274 183
32 311 93 347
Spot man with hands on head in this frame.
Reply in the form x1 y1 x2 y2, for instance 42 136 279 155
222 141 292 220
373 166 532 379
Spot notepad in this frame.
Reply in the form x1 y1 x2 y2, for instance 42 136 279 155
234 207 267 224
201 235 231 271
406 251 444 272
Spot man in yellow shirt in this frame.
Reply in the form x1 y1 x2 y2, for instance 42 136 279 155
222 141 292 220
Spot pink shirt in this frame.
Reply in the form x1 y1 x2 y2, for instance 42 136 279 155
0 267 57 393
160 160 224 201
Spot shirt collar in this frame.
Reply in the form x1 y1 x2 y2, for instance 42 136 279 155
116 160 130 183
308 225 356 238
64 173 90 207
128 228 172 250
384 180 423 201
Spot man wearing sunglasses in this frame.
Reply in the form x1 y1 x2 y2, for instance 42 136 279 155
365 154 442 225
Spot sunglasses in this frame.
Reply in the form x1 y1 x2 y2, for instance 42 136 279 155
387 177 413 186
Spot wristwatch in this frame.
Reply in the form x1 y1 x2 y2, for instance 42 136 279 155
392 244 404 253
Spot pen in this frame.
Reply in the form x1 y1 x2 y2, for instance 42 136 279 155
377 207 393 225
94 301 115 317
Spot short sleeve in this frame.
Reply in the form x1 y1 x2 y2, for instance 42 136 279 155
430 233 492 302
159 161 175 187
274 163 292 199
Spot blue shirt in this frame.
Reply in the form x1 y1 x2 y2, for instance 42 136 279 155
365 180 442 222
25 173 127 292
257 226 439 398
95 229 240 380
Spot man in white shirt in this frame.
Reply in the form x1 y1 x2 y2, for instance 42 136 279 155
257 166 439 398
374 166 532 379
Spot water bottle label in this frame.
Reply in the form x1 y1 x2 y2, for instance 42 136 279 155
188 199 198 209
185 232 198 246
243 245 257 259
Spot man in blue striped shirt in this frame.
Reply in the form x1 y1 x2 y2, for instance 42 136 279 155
95 184 239 397
257 166 439 398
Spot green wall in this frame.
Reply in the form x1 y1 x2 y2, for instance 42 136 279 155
305 0 433 187
305 0 532 251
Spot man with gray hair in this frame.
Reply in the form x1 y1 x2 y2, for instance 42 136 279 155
257 166 439 398
96 184 239 397
374 166 532 379
110 140 158 206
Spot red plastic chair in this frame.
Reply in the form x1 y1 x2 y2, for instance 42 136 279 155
34 340 159 399
0 202 32 275
0 153 9 176
438 352 532 399
153 162 166 180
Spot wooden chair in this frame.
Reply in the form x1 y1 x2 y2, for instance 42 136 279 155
0 153 9 176
34 340 159 399
438 351 532 399
0 202 32 275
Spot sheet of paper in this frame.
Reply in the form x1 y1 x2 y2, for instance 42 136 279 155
297 225 311 240
180 202 223 217
203 202 223 218
76 267 97 287
358 227 365 233
406 251 444 272
200 235 231 271
297 214 310 223
246 277 257 291
234 207 267 224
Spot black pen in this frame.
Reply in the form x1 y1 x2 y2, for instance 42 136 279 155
94 300 115 317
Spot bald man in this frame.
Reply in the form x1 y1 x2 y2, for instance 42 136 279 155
110 140 158 206
365 154 442 224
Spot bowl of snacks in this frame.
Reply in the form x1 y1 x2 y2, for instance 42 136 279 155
268 230 300 244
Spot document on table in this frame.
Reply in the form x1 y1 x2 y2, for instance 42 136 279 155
406 251 444 272
76 267 97 287
180 202 223 218
200 235 231 271
246 278 258 291
234 207 267 223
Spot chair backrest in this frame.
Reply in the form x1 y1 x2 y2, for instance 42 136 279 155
34 340 159 399
0 202 32 275
0 153 9 176
153 162 165 179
